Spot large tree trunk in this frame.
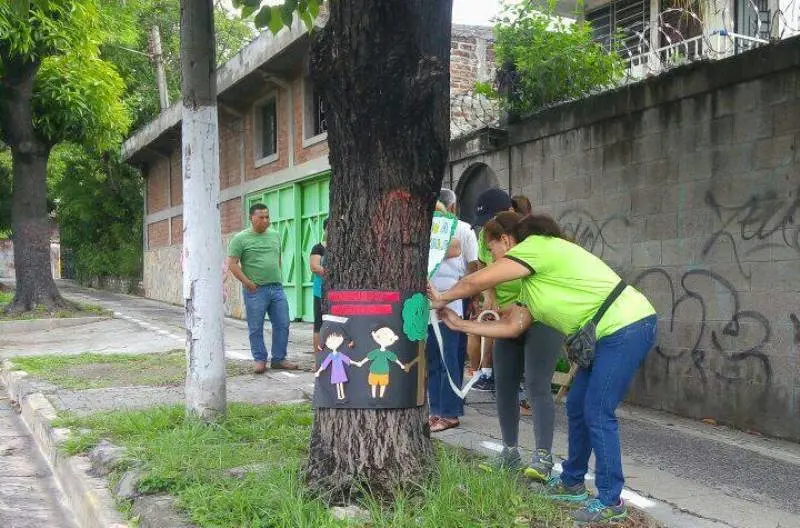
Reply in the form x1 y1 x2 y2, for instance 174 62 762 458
180 0 227 420
305 0 453 502
0 58 67 312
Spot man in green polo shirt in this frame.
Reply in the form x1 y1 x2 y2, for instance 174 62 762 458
227 203 298 374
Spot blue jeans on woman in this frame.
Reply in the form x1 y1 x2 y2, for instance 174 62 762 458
243 284 290 365
560 314 657 506
427 324 465 418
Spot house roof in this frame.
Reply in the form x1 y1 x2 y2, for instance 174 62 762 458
122 21 499 166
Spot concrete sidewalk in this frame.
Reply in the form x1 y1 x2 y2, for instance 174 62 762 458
3 280 800 528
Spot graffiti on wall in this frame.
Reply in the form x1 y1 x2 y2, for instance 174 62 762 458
557 208 630 258
703 186 800 278
633 268 772 384
791 313 800 346
554 186 800 388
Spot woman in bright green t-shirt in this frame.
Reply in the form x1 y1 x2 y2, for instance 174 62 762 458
429 213 657 525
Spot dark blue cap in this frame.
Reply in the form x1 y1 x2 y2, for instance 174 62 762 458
474 188 511 227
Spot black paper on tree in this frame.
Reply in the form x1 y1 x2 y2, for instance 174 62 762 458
312 290 430 409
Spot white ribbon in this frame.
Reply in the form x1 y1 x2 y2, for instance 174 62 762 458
429 309 499 400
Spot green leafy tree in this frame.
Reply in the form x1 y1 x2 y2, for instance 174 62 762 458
475 0 625 116
51 146 143 283
0 0 130 311
48 0 253 289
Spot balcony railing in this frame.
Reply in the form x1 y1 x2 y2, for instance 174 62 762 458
624 30 769 79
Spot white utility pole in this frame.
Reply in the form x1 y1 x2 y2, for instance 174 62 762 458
180 0 226 420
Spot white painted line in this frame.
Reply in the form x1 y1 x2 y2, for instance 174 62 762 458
621 489 657 508
478 443 652 508
481 441 504 452
225 350 251 361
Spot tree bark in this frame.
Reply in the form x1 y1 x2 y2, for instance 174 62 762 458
180 0 226 420
305 0 453 502
0 57 67 312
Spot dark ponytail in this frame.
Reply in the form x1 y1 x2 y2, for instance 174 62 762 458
511 214 566 242
483 211 522 242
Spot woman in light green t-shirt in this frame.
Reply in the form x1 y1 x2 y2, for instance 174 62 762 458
429 213 657 525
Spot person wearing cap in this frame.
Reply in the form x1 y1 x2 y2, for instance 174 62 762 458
310 219 329 354
471 189 565 481
429 212 657 525
426 189 479 433
471 188 516 391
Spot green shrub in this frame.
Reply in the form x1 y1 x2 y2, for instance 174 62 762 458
476 0 625 116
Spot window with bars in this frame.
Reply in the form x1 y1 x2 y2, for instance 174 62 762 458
256 96 277 162
586 0 650 55
303 77 328 141
313 89 327 136
736 0 771 39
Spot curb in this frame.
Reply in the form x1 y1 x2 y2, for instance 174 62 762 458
1 363 128 528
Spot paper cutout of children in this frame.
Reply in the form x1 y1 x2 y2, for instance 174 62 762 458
315 328 354 401
352 324 408 399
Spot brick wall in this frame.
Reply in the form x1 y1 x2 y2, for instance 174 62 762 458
146 156 170 213
221 197 243 235
219 111 242 190
169 149 182 206
449 38 800 441
450 29 493 93
171 215 182 246
147 219 169 249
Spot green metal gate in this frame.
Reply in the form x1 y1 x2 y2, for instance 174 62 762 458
245 172 329 321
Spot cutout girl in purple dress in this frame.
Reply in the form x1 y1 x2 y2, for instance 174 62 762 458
315 328 354 400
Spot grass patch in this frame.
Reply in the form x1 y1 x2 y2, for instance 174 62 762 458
0 289 13 305
10 351 254 390
55 403 578 528
0 289 111 320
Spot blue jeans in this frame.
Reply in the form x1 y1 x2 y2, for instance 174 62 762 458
427 324 466 418
243 284 290 364
560 314 657 506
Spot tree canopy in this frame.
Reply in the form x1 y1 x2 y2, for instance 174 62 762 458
232 0 322 33
0 1 131 150
0 0 254 279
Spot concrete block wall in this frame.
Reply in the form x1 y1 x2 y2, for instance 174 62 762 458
450 37 800 441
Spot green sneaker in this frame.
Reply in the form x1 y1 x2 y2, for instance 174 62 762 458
542 477 589 503
478 446 523 472
570 498 628 524
523 449 554 482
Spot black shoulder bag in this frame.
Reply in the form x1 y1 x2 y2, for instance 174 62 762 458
564 281 627 369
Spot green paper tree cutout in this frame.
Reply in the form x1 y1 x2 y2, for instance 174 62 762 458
402 293 429 342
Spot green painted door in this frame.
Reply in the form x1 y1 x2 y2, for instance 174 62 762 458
246 172 329 322
300 177 329 322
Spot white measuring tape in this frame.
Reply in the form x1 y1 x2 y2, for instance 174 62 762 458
429 309 499 400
